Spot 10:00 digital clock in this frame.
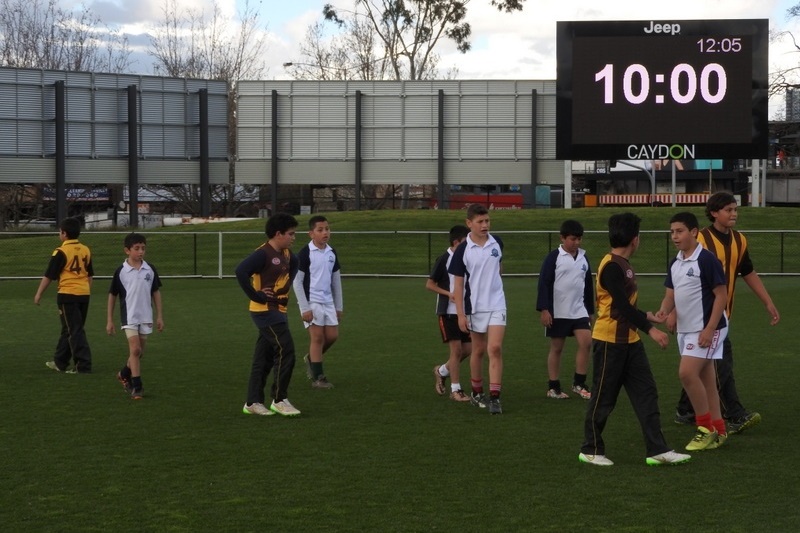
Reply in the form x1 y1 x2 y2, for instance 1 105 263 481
556 19 768 160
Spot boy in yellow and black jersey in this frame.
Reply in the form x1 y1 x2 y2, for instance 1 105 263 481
34 217 94 373
579 213 690 467
236 213 302 417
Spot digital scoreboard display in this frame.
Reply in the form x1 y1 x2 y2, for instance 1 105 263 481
556 19 768 160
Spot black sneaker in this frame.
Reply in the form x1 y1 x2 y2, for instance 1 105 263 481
488 397 503 415
674 410 696 426
470 392 487 409
728 412 761 434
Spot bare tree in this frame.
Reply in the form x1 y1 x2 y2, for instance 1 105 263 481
148 0 269 216
148 0 267 81
0 0 132 72
286 1 526 209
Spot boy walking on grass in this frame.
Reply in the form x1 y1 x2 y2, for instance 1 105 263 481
449 204 506 415
671 192 780 434
236 213 301 417
579 213 690 467
536 219 594 400
293 215 343 389
107 233 164 400
427 224 472 402
34 217 94 374
654 212 728 451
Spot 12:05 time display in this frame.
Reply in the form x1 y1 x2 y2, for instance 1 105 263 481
594 62 728 105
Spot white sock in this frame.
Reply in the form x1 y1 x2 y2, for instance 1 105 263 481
451 384 462 393
438 364 450 377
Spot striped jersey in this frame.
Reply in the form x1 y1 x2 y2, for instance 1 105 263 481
697 226 753 319
592 253 643 344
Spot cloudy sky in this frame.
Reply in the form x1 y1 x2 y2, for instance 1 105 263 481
77 0 800 116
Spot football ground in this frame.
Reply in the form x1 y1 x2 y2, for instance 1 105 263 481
1 273 796 532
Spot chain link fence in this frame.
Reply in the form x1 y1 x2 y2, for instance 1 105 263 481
2 230 799 280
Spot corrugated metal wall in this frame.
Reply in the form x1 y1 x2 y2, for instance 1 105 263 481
236 79 559 186
0 67 229 184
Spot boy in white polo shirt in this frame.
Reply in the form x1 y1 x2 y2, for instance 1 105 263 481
293 215 343 389
449 203 506 415
654 212 728 451
536 219 594 400
107 233 164 400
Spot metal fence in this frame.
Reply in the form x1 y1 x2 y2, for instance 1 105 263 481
2 230 799 280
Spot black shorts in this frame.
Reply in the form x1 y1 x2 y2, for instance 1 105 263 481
438 314 471 344
546 317 591 338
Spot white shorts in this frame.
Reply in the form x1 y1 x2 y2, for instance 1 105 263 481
468 310 507 333
303 302 339 328
677 326 727 359
123 323 153 338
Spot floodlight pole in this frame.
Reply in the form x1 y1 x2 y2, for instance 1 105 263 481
615 160 656 205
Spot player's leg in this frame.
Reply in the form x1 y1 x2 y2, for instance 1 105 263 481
246 328 273 406
469 328 487 406
678 355 709 417
622 342 672 459
572 327 592 399
580 340 626 460
70 300 92 373
486 321 505 413
546 336 567 398
126 330 145 399
322 324 339 354
268 323 300 416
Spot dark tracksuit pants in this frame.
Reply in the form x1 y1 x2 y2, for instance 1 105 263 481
53 300 92 373
581 340 671 458
676 336 746 420
246 321 296 405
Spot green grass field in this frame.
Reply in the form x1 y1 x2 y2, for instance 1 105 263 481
0 272 796 532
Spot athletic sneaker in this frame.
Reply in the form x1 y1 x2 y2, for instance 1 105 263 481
674 410 696 426
131 388 144 400
470 392 487 408
117 372 133 393
572 384 591 400
547 388 569 399
311 375 334 389
45 361 64 372
646 450 691 466
728 412 761 434
433 365 447 396
487 397 503 415
303 353 313 380
578 453 614 466
449 390 470 402
242 402 274 416
685 426 718 451
270 399 301 416
704 433 727 450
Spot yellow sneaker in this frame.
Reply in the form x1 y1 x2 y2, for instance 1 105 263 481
685 426 717 451
704 433 727 450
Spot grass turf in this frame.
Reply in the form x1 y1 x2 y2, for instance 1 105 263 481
0 274 796 532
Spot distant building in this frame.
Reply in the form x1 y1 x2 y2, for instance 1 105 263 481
786 89 800 121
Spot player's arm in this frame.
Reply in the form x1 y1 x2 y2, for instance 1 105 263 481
34 251 63 304
33 277 51 305
152 290 164 332
332 270 343 319
106 292 117 335
452 275 468 333
699 284 726 348
653 288 675 324
536 251 556 327
742 271 780 326
234 251 269 304
602 262 667 348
